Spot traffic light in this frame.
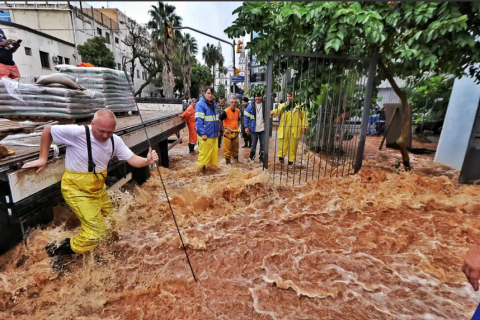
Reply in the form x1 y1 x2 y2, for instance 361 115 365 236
234 68 241 76
166 21 173 39
236 40 243 53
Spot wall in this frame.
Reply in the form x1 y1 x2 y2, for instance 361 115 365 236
137 103 183 113
0 3 158 98
435 73 480 169
13 29 75 76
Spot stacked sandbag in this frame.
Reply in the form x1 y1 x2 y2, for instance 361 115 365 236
0 77 105 119
55 65 136 113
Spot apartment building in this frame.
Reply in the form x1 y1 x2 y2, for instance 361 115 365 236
0 1 159 97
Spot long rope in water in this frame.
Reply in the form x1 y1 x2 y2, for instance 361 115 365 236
122 67 197 282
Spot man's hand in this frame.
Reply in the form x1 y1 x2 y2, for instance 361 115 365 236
202 134 207 141
22 158 48 174
463 241 480 291
224 128 231 134
246 128 250 135
301 128 306 135
147 147 158 165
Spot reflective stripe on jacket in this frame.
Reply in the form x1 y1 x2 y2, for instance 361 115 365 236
195 95 220 138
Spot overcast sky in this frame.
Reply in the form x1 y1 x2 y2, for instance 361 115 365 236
92 1 243 67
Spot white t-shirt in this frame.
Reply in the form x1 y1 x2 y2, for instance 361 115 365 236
51 125 134 172
255 103 265 132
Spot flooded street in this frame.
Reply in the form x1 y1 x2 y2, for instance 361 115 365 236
1 130 480 319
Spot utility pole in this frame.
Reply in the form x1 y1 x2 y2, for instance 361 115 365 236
172 26 236 97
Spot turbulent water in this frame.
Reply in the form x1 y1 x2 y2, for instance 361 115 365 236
1 137 480 319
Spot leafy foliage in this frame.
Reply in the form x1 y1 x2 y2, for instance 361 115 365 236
214 84 226 101
404 75 454 123
245 84 265 98
148 2 183 98
225 2 480 82
77 36 115 69
202 43 224 88
191 61 213 99
226 1 480 167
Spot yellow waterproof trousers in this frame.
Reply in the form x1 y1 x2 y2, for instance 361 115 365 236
61 169 113 254
198 136 218 166
277 137 300 162
223 131 239 160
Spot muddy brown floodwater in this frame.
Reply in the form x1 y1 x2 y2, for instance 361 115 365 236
1 133 480 320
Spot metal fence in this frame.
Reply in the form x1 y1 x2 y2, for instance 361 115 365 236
262 51 378 185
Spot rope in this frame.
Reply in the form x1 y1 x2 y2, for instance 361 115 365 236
122 66 197 283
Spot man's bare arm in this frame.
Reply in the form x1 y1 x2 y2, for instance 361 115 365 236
21 127 53 174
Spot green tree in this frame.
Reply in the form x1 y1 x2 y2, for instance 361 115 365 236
148 2 182 99
77 36 115 69
225 1 480 170
191 61 213 99
202 43 224 89
214 84 226 101
180 33 198 99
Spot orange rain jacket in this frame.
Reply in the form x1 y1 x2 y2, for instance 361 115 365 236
182 104 197 143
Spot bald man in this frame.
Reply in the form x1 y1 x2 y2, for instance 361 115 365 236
22 109 158 257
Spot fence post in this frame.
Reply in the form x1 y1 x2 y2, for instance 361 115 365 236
263 58 273 170
354 48 378 173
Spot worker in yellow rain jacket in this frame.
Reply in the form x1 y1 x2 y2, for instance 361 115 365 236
270 92 308 165
219 96 242 165
195 86 221 171
22 109 158 259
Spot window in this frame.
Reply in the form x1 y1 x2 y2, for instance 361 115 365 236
117 63 121 70
57 56 64 64
115 37 119 44
25 47 32 56
65 57 70 65
137 70 140 78
0 12 11 23
97 27 102 36
105 32 110 44
150 92 153 97
39 51 50 69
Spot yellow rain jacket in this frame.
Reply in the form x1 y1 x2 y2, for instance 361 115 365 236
271 102 308 162
62 169 113 254
271 102 308 138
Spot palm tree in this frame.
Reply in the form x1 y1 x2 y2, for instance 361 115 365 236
180 33 198 99
202 43 217 84
202 43 224 91
148 2 182 99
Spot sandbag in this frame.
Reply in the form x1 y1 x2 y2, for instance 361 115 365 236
36 73 85 90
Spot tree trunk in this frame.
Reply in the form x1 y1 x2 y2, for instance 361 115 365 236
212 66 215 90
130 60 135 85
183 61 191 99
162 60 175 99
380 60 411 171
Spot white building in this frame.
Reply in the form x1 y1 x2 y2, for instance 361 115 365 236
0 20 75 77
214 65 234 98
0 2 158 97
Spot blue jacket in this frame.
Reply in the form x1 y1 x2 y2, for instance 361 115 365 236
195 95 220 138
244 101 266 132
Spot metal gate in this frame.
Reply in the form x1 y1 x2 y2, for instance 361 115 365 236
262 51 378 185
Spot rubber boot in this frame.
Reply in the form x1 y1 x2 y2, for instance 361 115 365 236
226 158 231 165
279 157 284 164
188 143 195 153
46 238 75 257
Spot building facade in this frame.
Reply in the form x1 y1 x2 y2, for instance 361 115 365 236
0 2 159 97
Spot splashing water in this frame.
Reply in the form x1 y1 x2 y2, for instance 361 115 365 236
1 137 480 320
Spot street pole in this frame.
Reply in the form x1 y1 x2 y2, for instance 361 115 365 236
233 40 236 98
172 26 236 98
